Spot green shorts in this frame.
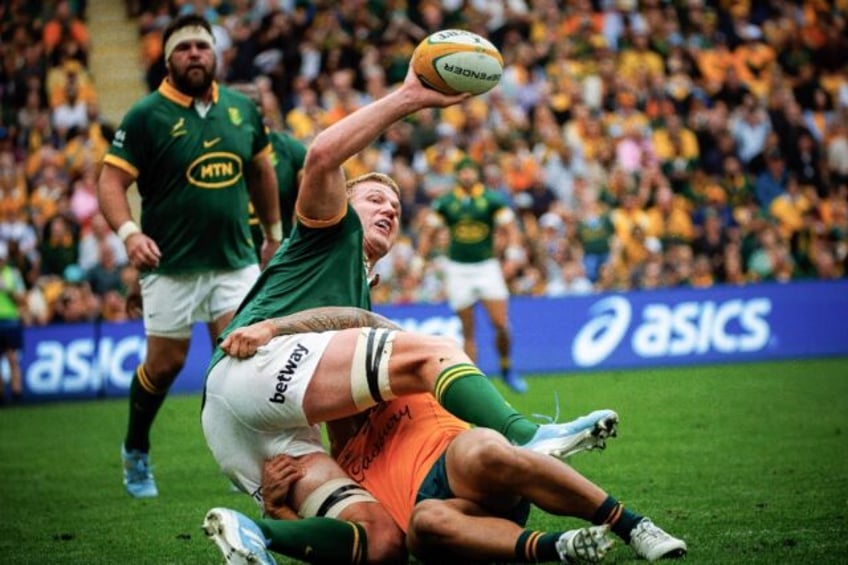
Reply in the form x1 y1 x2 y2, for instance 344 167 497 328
415 451 531 526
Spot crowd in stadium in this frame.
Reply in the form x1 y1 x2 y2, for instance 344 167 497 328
2 0 848 326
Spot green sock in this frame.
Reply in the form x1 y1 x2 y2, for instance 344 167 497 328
433 363 539 444
592 495 643 543
515 530 562 562
124 366 167 453
256 517 367 565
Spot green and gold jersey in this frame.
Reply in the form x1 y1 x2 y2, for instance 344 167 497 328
208 205 370 371
576 213 615 255
432 184 509 263
104 80 271 274
249 130 307 255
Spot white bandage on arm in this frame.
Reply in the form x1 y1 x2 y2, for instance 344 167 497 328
350 328 397 412
298 478 377 519
117 221 141 243
163 25 215 61
261 220 283 242
495 207 515 225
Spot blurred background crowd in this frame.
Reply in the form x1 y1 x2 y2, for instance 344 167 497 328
2 0 848 326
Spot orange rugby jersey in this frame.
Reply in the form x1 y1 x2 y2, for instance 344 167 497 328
336 394 470 531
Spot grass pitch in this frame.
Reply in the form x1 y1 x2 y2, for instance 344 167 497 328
1 358 847 564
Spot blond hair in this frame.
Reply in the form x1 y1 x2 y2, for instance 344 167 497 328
345 172 400 197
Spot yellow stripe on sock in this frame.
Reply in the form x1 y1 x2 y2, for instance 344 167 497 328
525 531 542 561
433 364 481 402
605 503 623 526
348 522 362 565
136 365 167 395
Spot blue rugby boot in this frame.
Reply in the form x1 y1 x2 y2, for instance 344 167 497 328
203 508 276 565
502 369 529 393
121 445 158 498
524 409 619 459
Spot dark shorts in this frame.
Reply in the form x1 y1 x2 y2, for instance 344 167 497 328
0 319 23 351
416 451 531 527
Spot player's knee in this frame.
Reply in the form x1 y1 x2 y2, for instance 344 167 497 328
143 354 186 383
461 430 528 480
408 499 455 541
412 334 466 368
363 519 406 564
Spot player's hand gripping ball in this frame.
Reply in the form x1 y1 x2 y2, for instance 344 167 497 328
411 29 503 95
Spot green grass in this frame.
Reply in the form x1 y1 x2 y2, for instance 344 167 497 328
2 358 847 564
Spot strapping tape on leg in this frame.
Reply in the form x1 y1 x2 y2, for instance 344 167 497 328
351 328 397 412
299 478 377 519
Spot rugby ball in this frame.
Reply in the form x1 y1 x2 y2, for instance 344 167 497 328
411 29 503 95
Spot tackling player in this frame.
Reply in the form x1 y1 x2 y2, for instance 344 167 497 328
204 307 686 564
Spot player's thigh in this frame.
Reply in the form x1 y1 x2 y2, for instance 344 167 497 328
306 329 472 420
444 428 524 510
208 264 260 323
140 273 199 338
444 261 478 311
476 258 509 302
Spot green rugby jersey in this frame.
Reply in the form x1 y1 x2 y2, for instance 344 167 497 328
249 130 306 254
576 213 615 255
432 184 510 263
209 205 370 371
104 80 270 274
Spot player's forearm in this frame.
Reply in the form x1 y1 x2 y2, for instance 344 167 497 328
267 307 401 336
307 88 418 173
247 154 282 238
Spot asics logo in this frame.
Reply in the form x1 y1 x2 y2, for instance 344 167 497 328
572 296 773 367
572 297 631 367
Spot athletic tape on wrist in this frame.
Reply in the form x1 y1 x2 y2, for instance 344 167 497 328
117 221 141 243
262 221 283 242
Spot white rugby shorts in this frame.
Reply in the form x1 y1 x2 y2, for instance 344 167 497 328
140 264 260 338
201 332 336 502
444 258 509 311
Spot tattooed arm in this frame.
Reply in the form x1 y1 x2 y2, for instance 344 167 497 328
220 306 401 358
268 306 400 334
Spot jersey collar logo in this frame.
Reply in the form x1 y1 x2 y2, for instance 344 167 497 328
171 118 187 137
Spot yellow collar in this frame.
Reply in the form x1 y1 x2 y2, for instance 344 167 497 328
158 78 219 107
453 183 485 199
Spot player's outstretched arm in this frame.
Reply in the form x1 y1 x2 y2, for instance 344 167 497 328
296 67 470 222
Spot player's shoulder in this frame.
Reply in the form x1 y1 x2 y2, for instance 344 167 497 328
485 187 509 205
269 130 304 148
217 84 257 111
122 90 165 123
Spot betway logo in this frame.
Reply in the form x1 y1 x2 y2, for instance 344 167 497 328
572 296 772 367
269 343 309 405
